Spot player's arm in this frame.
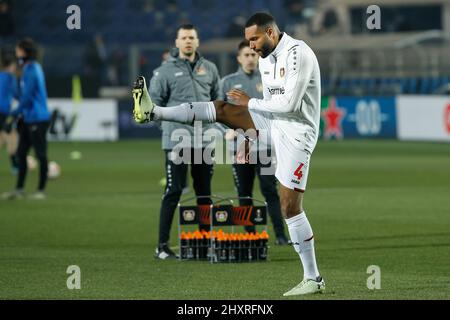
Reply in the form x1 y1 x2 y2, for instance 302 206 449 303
229 49 314 113
11 67 36 117
11 75 19 101
216 78 237 138
2 76 19 132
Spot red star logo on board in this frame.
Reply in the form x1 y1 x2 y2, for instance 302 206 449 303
445 104 450 134
322 97 346 139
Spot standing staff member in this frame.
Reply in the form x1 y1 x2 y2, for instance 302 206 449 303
2 38 50 200
149 24 221 259
220 40 288 245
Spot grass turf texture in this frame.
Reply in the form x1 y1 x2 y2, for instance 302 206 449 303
0 140 449 300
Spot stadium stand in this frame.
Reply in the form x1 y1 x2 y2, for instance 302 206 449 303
1 0 449 96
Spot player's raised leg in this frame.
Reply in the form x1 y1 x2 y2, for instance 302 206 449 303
279 185 325 296
132 76 256 131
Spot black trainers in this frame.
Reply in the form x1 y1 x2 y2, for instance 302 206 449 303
155 244 179 260
275 235 290 245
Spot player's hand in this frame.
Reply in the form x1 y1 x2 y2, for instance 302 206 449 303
236 139 252 164
3 116 15 134
226 89 250 107
225 129 237 141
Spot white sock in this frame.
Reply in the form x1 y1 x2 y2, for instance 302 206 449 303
285 211 320 280
152 102 216 124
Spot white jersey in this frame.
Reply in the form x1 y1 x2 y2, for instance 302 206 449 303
248 33 321 153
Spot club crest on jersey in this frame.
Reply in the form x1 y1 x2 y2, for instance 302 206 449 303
196 66 207 75
256 83 263 92
280 68 285 78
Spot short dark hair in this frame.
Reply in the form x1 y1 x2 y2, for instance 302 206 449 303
245 12 276 28
176 24 199 38
238 39 250 52
17 38 38 60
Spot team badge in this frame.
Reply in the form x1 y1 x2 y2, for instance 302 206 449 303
280 68 285 78
196 66 207 75
183 210 196 222
215 211 228 223
256 83 263 92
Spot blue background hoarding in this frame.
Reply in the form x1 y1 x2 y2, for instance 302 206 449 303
118 100 162 139
321 96 397 139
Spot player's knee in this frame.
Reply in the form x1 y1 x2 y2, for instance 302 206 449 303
162 187 183 200
280 200 300 219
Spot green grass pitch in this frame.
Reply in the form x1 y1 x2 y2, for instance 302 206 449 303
0 139 449 299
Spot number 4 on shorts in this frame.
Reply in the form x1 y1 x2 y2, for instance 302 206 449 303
294 163 304 180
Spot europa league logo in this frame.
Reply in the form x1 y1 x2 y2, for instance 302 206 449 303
254 209 263 223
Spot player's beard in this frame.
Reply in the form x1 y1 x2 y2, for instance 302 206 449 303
259 41 273 58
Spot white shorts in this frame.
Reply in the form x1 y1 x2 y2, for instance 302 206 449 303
249 110 311 192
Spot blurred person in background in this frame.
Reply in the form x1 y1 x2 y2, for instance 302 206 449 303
226 15 246 38
0 52 18 174
149 24 220 259
0 0 14 41
2 38 51 200
311 2 348 36
284 0 306 35
161 49 170 64
83 34 107 90
107 48 126 86
220 40 289 244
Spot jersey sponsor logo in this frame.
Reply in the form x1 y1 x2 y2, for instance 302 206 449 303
280 68 285 78
445 104 450 134
233 84 243 89
290 179 300 185
268 87 285 95
174 72 183 77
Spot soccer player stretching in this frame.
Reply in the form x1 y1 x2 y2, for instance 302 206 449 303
133 12 324 296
